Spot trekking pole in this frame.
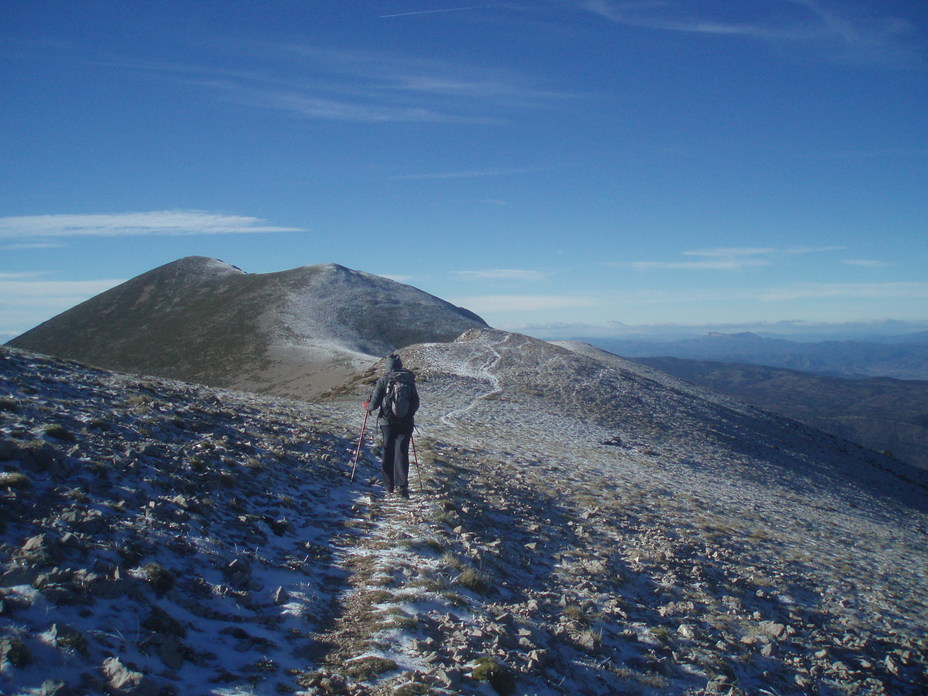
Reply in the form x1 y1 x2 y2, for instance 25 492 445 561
350 409 369 482
410 433 423 491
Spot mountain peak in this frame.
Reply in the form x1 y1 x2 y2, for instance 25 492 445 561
7 258 487 398
160 255 245 276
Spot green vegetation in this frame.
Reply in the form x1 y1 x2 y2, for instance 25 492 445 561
1 637 31 668
471 657 515 695
344 656 397 680
42 424 75 442
142 562 175 596
0 397 19 412
456 567 490 594
563 603 589 625
0 471 31 489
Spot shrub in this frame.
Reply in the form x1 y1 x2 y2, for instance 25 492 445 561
142 562 175 596
52 625 88 654
42 424 75 443
0 471 31 489
187 456 207 472
563 603 589 625
361 590 394 606
0 637 31 668
128 395 151 409
142 606 186 638
471 658 515 695
345 656 397 680
393 683 435 696
0 398 19 413
651 626 671 643
456 567 489 594
441 552 464 570
442 591 467 607
384 611 418 631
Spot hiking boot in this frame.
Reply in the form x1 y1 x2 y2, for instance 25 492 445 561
399 486 409 499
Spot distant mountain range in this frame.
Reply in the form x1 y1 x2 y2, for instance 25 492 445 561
580 331 928 380
7 256 487 398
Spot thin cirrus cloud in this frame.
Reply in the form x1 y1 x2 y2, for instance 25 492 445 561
625 247 774 271
0 276 125 302
0 276 127 337
580 0 919 66
453 294 598 313
454 269 548 282
0 211 303 241
843 259 894 268
380 6 491 19
389 166 551 181
144 40 569 125
624 246 845 271
581 0 811 40
757 281 928 302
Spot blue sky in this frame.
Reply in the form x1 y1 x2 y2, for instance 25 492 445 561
2 0 927 341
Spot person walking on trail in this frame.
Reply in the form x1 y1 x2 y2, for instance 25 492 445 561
365 354 419 498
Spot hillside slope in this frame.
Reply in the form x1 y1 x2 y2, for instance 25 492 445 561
7 256 487 398
634 356 928 472
2 334 927 696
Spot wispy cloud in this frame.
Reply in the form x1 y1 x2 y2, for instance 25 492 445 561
381 6 491 19
625 247 773 271
0 211 303 240
0 277 127 336
389 166 550 181
623 246 844 271
454 269 548 281
0 278 125 300
758 281 928 302
581 0 811 41
843 259 894 269
581 0 921 66
0 241 67 251
133 40 569 125
0 272 45 281
783 245 846 255
453 294 599 313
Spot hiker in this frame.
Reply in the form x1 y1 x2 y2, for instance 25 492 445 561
365 354 419 498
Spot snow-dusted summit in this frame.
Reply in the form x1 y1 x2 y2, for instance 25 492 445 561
7 257 487 398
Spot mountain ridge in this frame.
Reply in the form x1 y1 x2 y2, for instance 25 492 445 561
633 356 928 472
7 256 488 398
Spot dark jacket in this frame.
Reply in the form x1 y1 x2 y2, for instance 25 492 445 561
367 355 419 428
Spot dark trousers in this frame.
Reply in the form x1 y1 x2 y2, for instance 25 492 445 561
380 423 411 492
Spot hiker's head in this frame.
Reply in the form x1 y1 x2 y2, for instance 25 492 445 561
387 353 403 371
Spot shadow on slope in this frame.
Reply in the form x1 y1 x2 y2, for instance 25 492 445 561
0 346 369 696
635 356 928 473
317 328 928 694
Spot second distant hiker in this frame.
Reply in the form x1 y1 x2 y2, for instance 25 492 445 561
365 354 420 498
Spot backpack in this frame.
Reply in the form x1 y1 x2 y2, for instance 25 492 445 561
385 369 417 420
